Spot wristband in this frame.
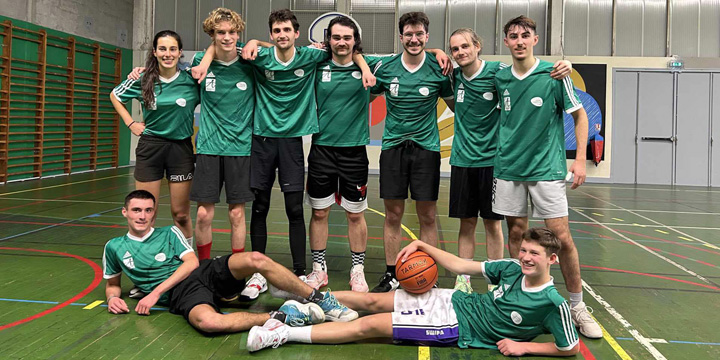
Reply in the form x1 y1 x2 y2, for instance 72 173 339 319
127 121 135 128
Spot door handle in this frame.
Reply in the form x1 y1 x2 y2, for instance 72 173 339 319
641 136 675 142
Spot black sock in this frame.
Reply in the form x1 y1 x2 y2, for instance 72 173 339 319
351 251 365 266
386 265 396 277
269 311 287 323
307 289 324 303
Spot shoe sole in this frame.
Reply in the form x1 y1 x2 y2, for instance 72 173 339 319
325 310 359 322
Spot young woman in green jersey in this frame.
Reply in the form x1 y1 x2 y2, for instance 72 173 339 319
111 30 200 244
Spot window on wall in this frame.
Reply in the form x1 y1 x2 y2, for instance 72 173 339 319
350 0 395 54
291 0 337 47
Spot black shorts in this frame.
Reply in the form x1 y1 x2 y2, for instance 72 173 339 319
379 141 440 201
134 134 194 182
190 154 254 204
306 145 369 211
250 135 304 192
449 166 504 220
168 255 246 320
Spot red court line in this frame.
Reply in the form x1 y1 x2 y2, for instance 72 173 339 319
579 339 596 360
587 224 720 256
581 264 720 291
0 247 103 331
0 184 127 212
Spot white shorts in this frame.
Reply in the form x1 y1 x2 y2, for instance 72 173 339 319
391 289 459 345
304 193 367 213
492 179 568 219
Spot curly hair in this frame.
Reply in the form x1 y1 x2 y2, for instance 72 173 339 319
202 7 245 36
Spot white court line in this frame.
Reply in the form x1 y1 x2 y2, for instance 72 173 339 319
572 206 720 216
578 190 718 249
582 281 667 360
580 185 720 194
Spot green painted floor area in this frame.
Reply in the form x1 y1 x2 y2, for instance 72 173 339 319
1 167 719 359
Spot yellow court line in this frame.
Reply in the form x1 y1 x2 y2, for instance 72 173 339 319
418 346 430 360
0 174 131 197
590 313 633 360
366 207 419 240
655 229 669 234
633 223 647 228
678 236 694 242
591 213 605 217
612 218 625 222
704 243 720 250
83 300 105 310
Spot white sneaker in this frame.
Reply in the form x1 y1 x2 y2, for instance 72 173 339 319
570 301 603 339
349 265 368 292
306 262 328 290
317 291 358 322
246 318 289 352
269 274 309 302
239 273 267 301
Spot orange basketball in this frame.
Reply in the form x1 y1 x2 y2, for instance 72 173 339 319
395 250 438 294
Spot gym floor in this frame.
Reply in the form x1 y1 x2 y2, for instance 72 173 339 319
1 167 718 359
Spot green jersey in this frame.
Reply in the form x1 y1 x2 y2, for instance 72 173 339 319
113 71 200 140
192 52 254 156
450 61 508 167
102 226 193 305
313 56 383 147
243 44 328 137
371 52 454 151
493 59 582 181
452 259 578 351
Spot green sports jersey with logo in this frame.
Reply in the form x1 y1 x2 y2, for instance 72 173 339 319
450 61 508 167
493 59 582 181
371 52 454 151
313 55 383 147
103 226 194 305
243 44 329 137
113 71 200 140
452 259 579 351
192 52 254 156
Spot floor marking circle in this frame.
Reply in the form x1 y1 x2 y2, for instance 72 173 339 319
0 247 103 331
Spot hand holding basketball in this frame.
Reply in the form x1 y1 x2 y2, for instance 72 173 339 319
395 249 438 294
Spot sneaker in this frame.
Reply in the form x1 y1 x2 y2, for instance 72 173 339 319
306 262 328 290
454 275 473 293
219 293 239 303
128 286 146 299
279 300 325 326
269 275 309 302
570 302 603 339
317 290 358 322
349 265 368 292
370 272 399 293
246 318 289 352
239 273 268 301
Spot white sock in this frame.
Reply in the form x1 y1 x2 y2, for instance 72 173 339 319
569 292 583 308
287 325 313 343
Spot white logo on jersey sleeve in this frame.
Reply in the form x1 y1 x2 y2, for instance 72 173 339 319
531 97 543 107
236 82 247 90
154 253 167 262
483 92 494 101
419 87 429 96
176 98 186 107
511 311 523 324
294 69 305 77
351 71 362 79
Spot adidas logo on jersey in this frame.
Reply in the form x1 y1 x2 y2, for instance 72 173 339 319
389 78 399 97
322 65 331 82
206 72 215 78
503 89 511 111
123 251 135 269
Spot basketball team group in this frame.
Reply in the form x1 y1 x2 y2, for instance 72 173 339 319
105 6 599 356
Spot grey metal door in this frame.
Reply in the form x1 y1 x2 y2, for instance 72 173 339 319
636 72 675 185
713 74 720 186
612 71 639 184
676 73 711 186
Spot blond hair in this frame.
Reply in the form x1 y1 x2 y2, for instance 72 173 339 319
449 28 483 56
202 7 245 36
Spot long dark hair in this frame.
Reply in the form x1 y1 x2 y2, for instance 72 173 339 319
142 30 183 108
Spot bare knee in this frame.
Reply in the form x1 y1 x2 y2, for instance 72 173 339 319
196 207 214 228
246 251 271 271
228 205 245 224
417 210 436 227
190 312 224 333
346 211 364 225
312 208 330 221
172 208 191 227
385 207 403 225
